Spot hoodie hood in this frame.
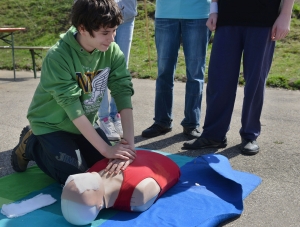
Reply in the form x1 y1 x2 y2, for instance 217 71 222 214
60 26 101 57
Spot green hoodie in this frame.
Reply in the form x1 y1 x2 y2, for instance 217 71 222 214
27 26 134 135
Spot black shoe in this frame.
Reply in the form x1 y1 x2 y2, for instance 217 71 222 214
183 127 201 138
11 126 32 172
142 123 172 138
183 137 227 150
240 138 259 155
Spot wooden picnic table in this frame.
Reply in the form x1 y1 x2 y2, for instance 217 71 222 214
0 28 26 80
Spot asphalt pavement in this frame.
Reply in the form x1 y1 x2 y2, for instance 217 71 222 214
0 70 300 226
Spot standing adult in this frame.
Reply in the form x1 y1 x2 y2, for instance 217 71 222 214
183 0 295 155
98 0 137 141
142 0 211 138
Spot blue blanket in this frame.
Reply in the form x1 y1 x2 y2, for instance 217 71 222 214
0 151 261 227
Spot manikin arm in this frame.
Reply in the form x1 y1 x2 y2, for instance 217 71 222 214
130 178 161 212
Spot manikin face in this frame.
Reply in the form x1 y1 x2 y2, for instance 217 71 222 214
78 26 117 52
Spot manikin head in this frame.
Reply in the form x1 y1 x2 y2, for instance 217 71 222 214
61 172 105 225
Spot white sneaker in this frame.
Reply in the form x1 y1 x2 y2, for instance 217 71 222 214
113 113 123 138
99 117 120 141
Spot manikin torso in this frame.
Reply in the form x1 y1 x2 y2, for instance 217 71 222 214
86 149 181 211
99 169 161 211
61 150 181 225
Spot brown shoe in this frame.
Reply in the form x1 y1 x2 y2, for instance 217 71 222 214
11 126 32 172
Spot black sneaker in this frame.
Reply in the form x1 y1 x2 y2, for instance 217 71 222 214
142 123 172 138
240 138 259 155
183 127 201 138
183 137 227 150
11 126 32 172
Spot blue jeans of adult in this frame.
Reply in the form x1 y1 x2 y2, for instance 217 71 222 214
98 17 135 120
154 18 211 129
201 26 275 141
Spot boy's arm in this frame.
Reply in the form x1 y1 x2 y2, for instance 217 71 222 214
101 108 135 174
272 0 295 40
206 0 218 31
72 115 136 160
119 108 135 150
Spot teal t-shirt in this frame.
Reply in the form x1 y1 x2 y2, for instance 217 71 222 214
155 0 210 19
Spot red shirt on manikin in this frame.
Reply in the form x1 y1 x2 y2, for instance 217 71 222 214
88 149 181 211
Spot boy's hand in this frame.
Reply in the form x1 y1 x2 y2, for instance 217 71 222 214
206 13 218 31
105 158 133 174
104 138 136 174
120 138 135 152
104 142 136 160
271 13 291 41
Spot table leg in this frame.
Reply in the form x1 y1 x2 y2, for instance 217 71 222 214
29 49 37 79
11 32 16 80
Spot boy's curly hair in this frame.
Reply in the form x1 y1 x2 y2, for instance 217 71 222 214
71 0 123 37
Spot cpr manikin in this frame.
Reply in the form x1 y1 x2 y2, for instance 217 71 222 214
61 150 180 225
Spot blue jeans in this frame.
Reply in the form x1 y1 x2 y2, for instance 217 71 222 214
98 17 135 120
154 18 211 128
25 127 109 184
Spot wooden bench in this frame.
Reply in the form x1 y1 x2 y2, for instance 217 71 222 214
0 46 50 79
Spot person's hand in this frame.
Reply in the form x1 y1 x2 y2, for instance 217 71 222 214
120 138 135 152
271 13 291 41
104 158 133 174
103 139 135 174
206 13 218 31
103 141 136 160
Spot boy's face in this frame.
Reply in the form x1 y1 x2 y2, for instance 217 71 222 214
78 26 117 52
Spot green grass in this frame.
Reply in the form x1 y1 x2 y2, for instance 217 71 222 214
268 18 300 89
1 0 300 90
0 0 71 70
